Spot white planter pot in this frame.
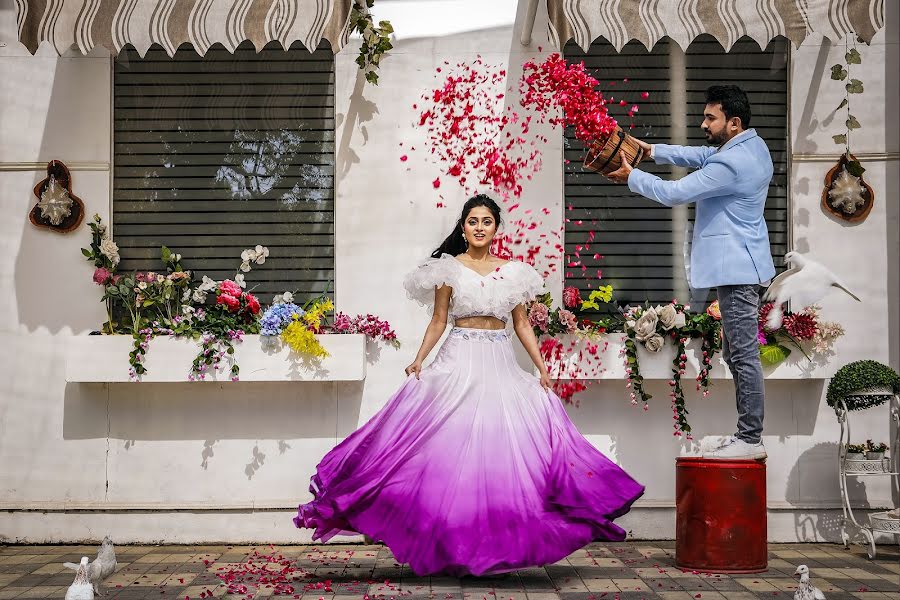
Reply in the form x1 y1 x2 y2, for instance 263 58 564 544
65 333 367 382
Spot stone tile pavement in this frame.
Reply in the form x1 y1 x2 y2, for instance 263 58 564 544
0 542 897 599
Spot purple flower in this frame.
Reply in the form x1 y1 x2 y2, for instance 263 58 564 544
757 327 768 345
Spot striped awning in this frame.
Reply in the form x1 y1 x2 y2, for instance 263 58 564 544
548 0 885 52
15 0 352 56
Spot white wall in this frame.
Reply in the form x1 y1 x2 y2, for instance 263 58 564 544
0 0 897 544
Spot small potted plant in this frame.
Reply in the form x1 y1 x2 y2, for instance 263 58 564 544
865 440 888 460
846 443 867 460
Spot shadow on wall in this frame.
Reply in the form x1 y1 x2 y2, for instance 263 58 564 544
562 380 825 497
63 381 365 440
785 442 861 542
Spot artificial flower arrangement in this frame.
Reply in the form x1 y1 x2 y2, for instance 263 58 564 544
527 286 721 438
754 302 844 366
81 215 398 381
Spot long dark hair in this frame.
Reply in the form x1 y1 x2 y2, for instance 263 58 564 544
430 194 503 258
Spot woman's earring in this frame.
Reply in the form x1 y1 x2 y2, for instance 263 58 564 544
462 231 468 247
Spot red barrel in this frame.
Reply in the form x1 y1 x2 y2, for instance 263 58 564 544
675 457 767 573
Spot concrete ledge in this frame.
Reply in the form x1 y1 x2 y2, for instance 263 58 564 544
65 334 367 382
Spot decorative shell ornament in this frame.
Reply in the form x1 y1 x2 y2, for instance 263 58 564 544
821 153 873 222
29 160 85 233
37 175 73 225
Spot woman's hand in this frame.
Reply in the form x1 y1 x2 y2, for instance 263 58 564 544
539 370 552 391
405 360 423 379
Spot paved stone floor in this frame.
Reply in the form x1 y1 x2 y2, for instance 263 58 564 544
0 542 897 599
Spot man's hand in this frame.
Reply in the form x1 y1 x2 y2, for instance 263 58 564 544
605 150 633 184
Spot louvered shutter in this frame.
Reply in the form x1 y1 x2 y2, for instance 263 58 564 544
564 35 788 309
113 41 335 301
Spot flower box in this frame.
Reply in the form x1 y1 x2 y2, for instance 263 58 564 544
65 334 366 383
545 334 837 380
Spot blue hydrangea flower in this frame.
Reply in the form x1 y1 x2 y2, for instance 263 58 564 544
260 302 304 336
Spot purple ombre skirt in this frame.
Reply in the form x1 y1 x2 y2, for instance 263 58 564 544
294 327 644 576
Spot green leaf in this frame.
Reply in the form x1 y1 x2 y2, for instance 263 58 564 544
365 72 379 85
379 20 394 34
845 79 864 94
845 48 861 64
830 64 848 80
161 245 171 262
832 133 847 145
846 115 861 130
760 343 791 366
837 98 848 110
846 159 866 177
81 247 93 258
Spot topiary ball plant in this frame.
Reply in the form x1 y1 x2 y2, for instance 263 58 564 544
827 360 900 411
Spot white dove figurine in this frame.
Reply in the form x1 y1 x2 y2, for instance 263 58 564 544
794 564 826 600
65 557 94 600
763 251 860 330
64 536 117 595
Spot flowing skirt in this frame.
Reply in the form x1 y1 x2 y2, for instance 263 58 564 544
294 327 644 576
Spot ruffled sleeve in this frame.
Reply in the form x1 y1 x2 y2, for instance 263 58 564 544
402 254 462 311
506 261 546 307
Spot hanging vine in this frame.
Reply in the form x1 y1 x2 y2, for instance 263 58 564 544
350 0 394 85
830 36 865 176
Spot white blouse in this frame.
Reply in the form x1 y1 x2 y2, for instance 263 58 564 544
403 253 545 324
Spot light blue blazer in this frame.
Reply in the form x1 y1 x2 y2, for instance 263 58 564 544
627 129 776 289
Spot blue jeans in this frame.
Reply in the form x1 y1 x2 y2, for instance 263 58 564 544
718 285 765 444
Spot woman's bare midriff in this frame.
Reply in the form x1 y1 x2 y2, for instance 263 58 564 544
454 316 507 330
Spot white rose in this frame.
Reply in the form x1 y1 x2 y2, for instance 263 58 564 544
632 308 658 341
99 239 120 266
657 304 678 330
644 333 665 353
137 281 148 290
674 312 686 329
282 291 293 304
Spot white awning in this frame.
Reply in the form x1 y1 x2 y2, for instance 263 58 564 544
540 0 885 51
15 0 352 56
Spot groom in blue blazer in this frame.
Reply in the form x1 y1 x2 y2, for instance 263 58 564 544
607 85 775 460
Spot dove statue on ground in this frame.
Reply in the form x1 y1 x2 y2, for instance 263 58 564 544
63 536 117 595
64 557 94 600
794 564 826 600
763 251 860 330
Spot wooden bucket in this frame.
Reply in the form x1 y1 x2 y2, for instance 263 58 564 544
583 125 645 175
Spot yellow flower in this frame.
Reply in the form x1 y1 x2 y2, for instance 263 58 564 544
581 285 614 310
301 298 334 332
281 321 329 358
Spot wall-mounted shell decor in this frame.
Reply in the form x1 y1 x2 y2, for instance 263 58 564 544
29 160 85 233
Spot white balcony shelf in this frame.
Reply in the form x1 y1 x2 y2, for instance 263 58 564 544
65 334 366 383
545 333 837 380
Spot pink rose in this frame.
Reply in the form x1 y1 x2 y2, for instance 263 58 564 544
245 293 260 315
528 302 550 333
563 286 581 308
219 279 242 298
558 308 578 333
217 293 240 312
93 267 112 285
706 300 721 320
